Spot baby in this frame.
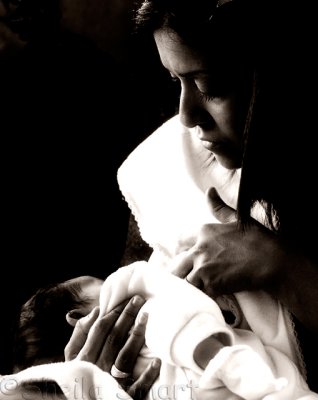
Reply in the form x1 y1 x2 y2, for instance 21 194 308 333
11 261 313 400
13 275 103 372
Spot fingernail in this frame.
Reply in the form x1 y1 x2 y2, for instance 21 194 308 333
68 310 85 320
139 312 148 324
132 295 144 306
87 306 100 317
152 358 161 368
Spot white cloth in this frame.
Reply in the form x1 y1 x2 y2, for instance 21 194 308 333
117 115 317 399
0 360 130 400
2 115 317 400
3 262 316 400
97 261 315 400
118 115 240 261
117 115 301 366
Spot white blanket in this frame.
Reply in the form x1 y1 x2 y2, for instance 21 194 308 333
2 262 317 400
96 261 317 400
1 116 317 400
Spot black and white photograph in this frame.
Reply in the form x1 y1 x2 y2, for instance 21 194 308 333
1 0 317 399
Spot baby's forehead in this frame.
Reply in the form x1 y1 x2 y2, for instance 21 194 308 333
63 276 103 299
64 275 103 285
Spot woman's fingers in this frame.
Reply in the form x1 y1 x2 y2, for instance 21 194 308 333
206 187 237 223
126 358 161 400
97 295 146 372
115 312 148 372
64 306 100 360
168 249 194 278
64 294 159 400
76 300 129 362
109 313 148 388
65 295 146 371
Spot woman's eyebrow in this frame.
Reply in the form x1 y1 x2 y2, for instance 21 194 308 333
176 70 210 78
180 69 210 78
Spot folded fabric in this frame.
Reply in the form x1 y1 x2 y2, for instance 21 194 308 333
98 261 234 372
2 261 318 400
96 261 312 400
200 345 287 399
0 360 129 400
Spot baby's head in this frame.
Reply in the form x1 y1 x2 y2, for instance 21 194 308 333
14 275 103 372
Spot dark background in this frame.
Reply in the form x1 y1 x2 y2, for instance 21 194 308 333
0 0 176 373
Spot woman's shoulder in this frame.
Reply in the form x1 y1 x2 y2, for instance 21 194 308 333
121 114 187 165
117 115 240 256
117 115 193 202
118 114 223 188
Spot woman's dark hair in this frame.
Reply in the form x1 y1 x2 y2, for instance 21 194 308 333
235 2 318 256
135 0 255 56
13 281 89 372
135 0 318 256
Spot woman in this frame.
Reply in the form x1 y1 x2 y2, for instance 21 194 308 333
1 294 161 400
15 261 309 399
67 0 317 395
3 0 317 398
117 0 318 393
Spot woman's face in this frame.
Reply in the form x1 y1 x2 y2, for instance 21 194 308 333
154 28 251 170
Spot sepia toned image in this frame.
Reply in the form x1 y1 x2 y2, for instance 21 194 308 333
1 1 317 399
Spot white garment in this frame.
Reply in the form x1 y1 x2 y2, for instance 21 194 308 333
0 360 129 400
117 116 298 361
2 116 317 400
98 261 305 400
117 115 317 399
118 115 240 261
3 262 315 400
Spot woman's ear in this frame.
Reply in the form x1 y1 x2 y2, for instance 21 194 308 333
66 309 87 327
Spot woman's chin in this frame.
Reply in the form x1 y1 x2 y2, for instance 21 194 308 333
214 153 242 170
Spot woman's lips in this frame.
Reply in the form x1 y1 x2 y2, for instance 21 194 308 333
200 139 224 152
193 127 226 153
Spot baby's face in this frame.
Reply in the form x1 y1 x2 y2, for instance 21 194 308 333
64 275 103 312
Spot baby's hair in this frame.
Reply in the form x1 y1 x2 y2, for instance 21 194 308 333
13 280 90 372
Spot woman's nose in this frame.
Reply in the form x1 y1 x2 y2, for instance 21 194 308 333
179 84 209 128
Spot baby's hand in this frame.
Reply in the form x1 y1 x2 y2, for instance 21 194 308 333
200 345 287 400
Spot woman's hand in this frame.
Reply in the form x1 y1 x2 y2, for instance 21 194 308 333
172 188 318 332
65 295 161 399
172 212 286 298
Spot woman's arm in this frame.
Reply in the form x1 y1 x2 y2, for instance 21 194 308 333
278 253 318 333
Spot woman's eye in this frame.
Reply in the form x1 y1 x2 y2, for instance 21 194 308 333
195 82 216 102
195 76 229 100
195 80 215 99
198 91 215 102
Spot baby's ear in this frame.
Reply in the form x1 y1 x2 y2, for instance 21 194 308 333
66 309 87 327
